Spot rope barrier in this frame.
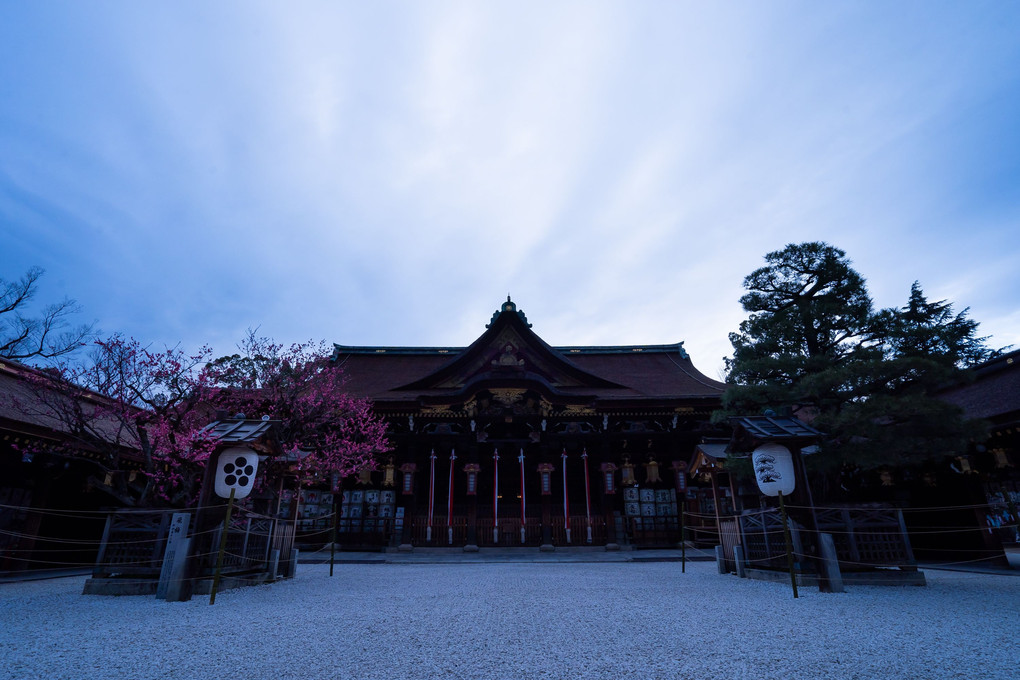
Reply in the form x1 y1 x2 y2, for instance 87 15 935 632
3 500 1008 525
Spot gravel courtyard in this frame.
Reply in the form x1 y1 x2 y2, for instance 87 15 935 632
2 561 1017 680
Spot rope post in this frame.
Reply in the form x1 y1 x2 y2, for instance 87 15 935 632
680 507 686 574
778 491 799 599
1007 498 1020 543
209 487 236 605
329 495 338 577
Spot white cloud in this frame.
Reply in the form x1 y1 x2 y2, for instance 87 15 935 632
0 0 1017 372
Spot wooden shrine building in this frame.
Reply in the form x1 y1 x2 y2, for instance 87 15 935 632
321 298 726 550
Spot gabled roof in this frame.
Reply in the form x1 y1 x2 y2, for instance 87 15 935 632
940 349 1020 424
0 356 139 450
199 417 282 456
396 297 623 393
331 298 726 408
727 415 823 453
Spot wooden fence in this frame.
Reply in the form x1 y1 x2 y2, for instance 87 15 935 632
92 509 294 580
724 506 916 572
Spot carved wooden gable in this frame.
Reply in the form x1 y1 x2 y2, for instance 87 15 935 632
397 299 622 393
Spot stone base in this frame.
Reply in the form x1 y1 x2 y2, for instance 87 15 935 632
1004 545 1020 569
605 543 620 551
539 544 555 552
83 571 278 597
398 544 414 552
192 572 275 595
743 567 926 588
83 578 158 596
463 544 480 553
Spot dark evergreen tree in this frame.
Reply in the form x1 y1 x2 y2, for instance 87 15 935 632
721 242 995 476
723 242 877 419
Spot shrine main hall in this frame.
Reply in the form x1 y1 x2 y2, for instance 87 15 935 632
317 298 727 550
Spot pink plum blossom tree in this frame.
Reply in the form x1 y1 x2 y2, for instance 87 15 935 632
8 332 389 507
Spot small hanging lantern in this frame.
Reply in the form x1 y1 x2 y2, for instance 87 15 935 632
600 462 618 495
671 460 688 493
213 447 260 500
751 443 796 497
620 455 636 486
463 463 481 495
644 456 661 484
399 463 417 495
358 467 373 486
537 463 555 495
382 457 396 488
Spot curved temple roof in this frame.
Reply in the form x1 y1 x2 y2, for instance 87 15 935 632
331 299 725 409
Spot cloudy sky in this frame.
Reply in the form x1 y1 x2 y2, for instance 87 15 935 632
2 1 1018 378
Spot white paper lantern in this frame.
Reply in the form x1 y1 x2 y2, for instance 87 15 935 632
751 443 796 497
214 447 260 499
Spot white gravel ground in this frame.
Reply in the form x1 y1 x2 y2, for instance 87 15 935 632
2 561 1017 680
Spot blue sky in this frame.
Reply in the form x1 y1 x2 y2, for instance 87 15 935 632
2 1 1018 378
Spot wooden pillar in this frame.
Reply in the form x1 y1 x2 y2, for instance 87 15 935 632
726 470 743 514
398 447 418 551
15 477 50 573
170 449 226 601
709 466 724 543
788 444 832 592
464 445 479 551
539 451 554 550
599 439 619 550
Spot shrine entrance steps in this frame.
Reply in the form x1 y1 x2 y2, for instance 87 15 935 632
297 546 718 565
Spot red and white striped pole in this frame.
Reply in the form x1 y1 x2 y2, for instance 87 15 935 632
427 449 436 543
561 449 571 544
493 448 500 544
447 449 456 545
518 449 526 544
582 448 592 544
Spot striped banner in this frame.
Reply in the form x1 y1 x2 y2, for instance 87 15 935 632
562 449 571 543
447 449 456 544
518 449 526 544
493 448 500 543
427 449 436 542
582 448 592 543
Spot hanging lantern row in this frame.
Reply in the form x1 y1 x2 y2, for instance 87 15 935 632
620 456 636 486
463 463 480 495
537 463 555 495
387 450 694 503
644 457 661 484
400 463 416 495
382 459 396 488
600 462 618 494
672 460 688 493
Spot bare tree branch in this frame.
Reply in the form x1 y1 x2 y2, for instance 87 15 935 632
0 266 95 362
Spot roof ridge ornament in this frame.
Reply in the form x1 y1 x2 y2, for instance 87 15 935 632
487 295 532 328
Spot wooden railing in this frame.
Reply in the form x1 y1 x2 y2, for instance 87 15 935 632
92 509 293 579
626 516 681 547
732 506 915 571
549 516 606 545
93 511 177 577
814 507 915 567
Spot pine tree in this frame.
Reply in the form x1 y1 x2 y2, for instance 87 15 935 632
721 242 995 473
